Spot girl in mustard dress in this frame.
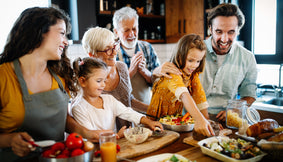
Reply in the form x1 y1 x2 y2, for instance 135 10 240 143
147 34 214 137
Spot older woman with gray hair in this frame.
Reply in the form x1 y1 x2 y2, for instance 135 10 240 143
81 26 148 130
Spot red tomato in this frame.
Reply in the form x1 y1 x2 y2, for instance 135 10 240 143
42 149 55 158
61 149 70 156
71 148 85 157
66 133 83 150
56 154 69 158
94 150 101 157
51 142 65 152
116 144 121 153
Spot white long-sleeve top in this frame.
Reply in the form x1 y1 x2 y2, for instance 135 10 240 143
72 94 145 131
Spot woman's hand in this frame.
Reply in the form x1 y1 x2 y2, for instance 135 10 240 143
152 62 181 79
10 132 35 157
194 118 215 137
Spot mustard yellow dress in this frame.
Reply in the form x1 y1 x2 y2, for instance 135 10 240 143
147 71 208 120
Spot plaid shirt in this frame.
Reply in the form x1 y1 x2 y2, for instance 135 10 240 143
116 40 160 72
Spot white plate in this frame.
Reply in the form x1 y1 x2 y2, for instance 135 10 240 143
137 153 189 162
235 132 257 142
198 136 267 162
34 140 55 147
257 139 283 150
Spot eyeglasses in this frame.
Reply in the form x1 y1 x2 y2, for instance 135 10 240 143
97 40 120 56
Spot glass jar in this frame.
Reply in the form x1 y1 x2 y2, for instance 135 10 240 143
226 99 247 129
226 99 260 132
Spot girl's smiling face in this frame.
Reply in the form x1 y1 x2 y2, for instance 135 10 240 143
79 68 108 98
183 48 205 75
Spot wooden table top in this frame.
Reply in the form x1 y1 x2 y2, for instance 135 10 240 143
124 131 280 162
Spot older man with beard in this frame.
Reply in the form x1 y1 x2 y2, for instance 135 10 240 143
199 3 258 122
113 6 181 105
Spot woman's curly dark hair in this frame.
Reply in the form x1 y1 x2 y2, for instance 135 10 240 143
0 7 78 97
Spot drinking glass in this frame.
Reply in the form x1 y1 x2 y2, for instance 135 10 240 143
99 132 117 162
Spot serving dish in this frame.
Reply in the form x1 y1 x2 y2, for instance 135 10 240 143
162 123 194 132
198 136 267 162
137 153 189 162
159 114 194 132
257 139 283 149
39 149 94 162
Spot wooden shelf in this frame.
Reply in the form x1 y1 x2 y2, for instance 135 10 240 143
140 39 166 44
99 10 111 15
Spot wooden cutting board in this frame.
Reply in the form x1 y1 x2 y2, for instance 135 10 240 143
183 136 200 147
117 130 180 159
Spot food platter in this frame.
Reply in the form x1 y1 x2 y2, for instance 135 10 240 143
198 136 267 162
137 153 189 162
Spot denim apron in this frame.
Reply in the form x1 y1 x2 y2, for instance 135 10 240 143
0 59 69 162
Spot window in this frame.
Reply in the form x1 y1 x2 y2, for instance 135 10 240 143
0 0 50 53
253 0 277 55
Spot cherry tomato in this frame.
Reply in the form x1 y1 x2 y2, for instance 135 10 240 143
71 148 85 157
116 144 121 153
83 141 94 152
56 154 69 158
94 150 101 157
42 149 56 158
66 133 84 150
51 142 65 152
61 149 70 156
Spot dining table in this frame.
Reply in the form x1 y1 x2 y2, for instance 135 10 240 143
118 130 280 162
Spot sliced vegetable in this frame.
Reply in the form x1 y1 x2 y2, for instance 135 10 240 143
181 112 190 122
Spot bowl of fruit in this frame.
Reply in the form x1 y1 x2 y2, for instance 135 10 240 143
39 133 95 162
159 113 195 132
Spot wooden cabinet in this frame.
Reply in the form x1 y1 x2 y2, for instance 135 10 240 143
165 0 204 43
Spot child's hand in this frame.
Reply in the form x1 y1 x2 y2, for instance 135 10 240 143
140 116 164 131
117 126 127 139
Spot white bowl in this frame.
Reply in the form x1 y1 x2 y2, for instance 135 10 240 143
123 127 152 144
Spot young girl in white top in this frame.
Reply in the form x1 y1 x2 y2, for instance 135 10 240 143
72 57 163 139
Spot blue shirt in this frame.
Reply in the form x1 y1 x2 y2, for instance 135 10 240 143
116 40 160 72
200 37 258 114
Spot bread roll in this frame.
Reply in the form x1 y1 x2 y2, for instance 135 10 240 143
267 132 283 142
246 119 279 137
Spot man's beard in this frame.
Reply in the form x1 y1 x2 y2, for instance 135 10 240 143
121 37 137 49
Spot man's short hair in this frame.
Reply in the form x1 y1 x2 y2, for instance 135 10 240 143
207 3 245 30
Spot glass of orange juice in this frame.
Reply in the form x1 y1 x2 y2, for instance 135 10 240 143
99 132 117 162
